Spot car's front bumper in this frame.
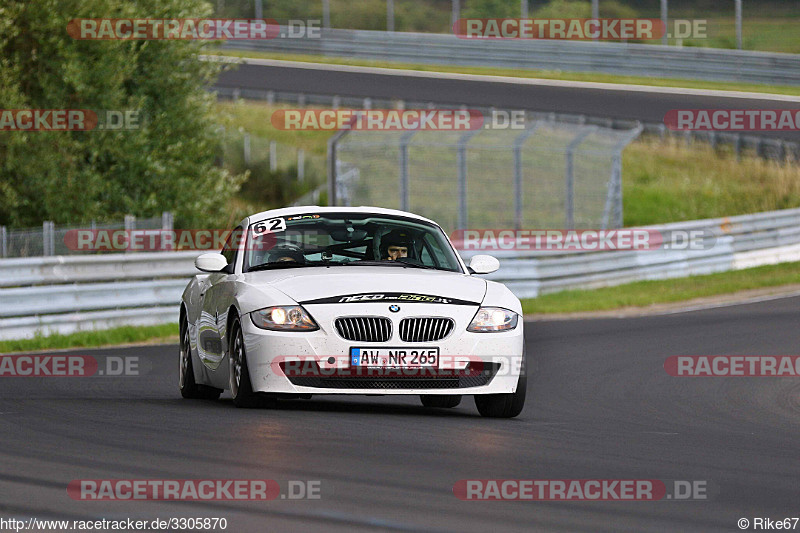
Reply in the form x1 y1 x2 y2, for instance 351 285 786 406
241 303 524 395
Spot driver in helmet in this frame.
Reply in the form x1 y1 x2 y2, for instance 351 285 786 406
380 229 413 261
266 243 306 264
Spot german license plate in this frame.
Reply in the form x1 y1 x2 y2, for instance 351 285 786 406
350 347 439 368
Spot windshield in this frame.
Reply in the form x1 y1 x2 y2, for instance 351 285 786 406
243 212 463 273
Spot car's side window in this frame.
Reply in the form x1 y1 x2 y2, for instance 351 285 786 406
221 225 243 269
421 233 447 267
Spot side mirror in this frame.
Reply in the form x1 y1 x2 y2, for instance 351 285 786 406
468 254 500 274
195 253 229 273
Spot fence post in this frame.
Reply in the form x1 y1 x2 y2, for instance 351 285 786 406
269 140 277 172
162 211 173 231
512 122 541 231
42 221 55 256
243 132 251 165
322 0 330 29
660 0 668 45
456 130 481 230
297 149 305 181
387 0 394 31
601 125 643 229
399 131 418 211
521 0 528 18
327 119 355 206
451 0 460 29
565 128 595 229
735 0 743 50
734 133 742 161
0 225 6 258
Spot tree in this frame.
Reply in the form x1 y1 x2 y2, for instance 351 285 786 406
0 0 244 228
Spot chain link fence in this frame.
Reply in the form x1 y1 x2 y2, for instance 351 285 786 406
330 115 642 231
0 213 172 259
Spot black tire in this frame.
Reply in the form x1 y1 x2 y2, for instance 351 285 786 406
179 320 221 400
474 355 527 418
229 319 273 408
420 394 462 408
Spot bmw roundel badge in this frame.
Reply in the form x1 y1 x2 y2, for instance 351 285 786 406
389 305 400 313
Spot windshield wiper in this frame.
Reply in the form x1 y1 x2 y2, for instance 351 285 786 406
246 262 315 272
346 259 436 270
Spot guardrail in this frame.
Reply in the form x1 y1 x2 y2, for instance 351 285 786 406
222 27 800 86
1 209 800 340
0 252 198 340
462 208 800 298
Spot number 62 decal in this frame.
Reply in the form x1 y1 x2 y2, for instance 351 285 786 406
251 217 286 235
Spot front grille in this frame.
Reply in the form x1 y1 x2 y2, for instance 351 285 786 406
335 317 392 342
399 317 454 342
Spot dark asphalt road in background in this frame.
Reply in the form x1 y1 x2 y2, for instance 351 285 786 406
214 61 800 142
1 296 799 531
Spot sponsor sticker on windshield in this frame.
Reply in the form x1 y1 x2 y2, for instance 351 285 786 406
252 218 286 235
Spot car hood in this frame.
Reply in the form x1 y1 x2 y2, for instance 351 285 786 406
241 266 486 305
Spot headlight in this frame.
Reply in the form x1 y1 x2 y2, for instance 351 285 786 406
467 307 518 332
250 306 319 331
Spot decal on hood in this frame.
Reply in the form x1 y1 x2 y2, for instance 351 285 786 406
300 292 479 306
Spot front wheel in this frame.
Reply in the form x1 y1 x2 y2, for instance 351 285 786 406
420 395 462 408
474 355 527 418
474 375 526 418
179 320 221 400
229 319 273 408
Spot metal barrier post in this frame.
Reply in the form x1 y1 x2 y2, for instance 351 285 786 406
297 149 305 181
162 211 173 231
42 221 52 256
457 130 481 230
327 117 357 206
1 226 6 258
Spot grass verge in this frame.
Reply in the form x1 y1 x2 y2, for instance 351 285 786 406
521 261 800 314
212 50 800 97
0 323 178 354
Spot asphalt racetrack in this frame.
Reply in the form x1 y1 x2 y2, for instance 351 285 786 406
1 296 798 532
214 59 800 143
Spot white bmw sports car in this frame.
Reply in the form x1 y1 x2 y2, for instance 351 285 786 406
179 206 526 417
